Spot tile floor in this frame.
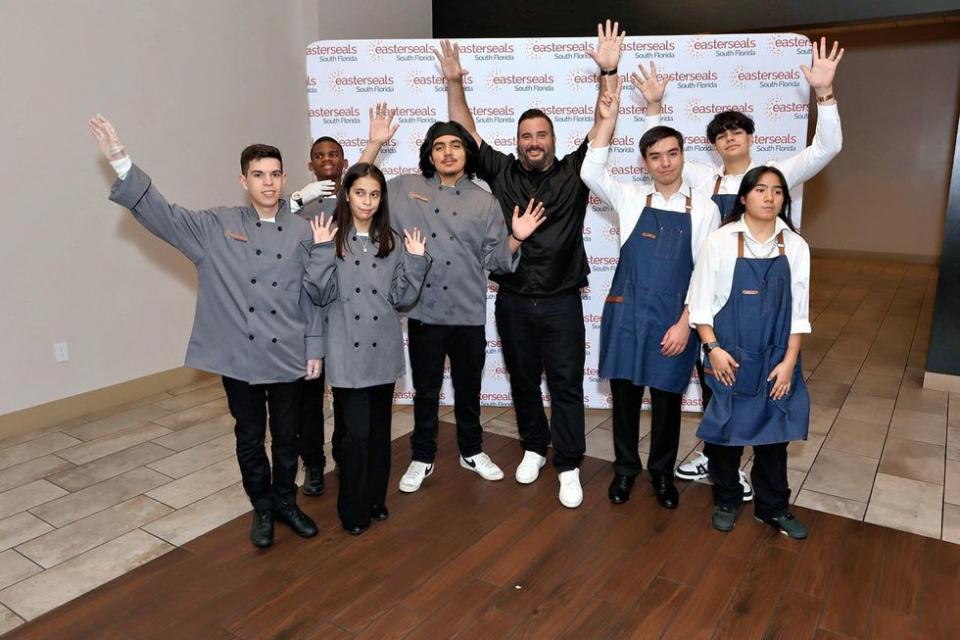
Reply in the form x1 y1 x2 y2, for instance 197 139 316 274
0 257 956 631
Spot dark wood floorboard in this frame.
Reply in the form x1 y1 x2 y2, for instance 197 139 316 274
5 427 959 640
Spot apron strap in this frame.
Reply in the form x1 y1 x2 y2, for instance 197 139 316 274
737 232 745 258
776 230 786 256
643 192 693 213
713 176 722 195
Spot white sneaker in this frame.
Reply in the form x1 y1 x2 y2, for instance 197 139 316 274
398 460 434 493
515 451 547 484
739 470 754 502
675 451 709 480
558 469 583 508
460 452 504 481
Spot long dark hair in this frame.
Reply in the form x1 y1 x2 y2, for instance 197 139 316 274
723 165 797 232
333 162 395 258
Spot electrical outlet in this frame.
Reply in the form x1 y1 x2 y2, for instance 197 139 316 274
54 342 69 363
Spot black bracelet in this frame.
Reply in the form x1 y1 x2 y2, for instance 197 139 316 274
511 233 524 243
600 67 618 76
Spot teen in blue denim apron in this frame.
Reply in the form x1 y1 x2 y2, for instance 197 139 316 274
600 192 700 506
699 230 810 532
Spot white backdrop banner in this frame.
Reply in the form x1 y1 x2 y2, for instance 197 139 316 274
305 34 814 410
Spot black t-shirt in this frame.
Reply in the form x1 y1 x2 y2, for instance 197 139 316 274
477 139 591 296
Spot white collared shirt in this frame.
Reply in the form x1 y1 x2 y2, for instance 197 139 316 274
688 217 811 334
644 103 842 194
580 145 721 258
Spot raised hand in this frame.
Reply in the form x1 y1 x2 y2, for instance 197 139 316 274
403 227 426 256
630 61 670 105
597 76 624 120
368 101 400 146
800 37 844 94
432 39 469 83
511 199 547 241
585 19 625 71
88 114 127 161
298 180 337 204
309 213 338 244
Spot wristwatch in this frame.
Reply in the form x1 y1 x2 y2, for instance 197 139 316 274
291 191 304 207
702 341 720 356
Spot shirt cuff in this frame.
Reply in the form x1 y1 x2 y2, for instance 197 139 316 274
688 310 714 329
791 320 812 334
110 156 133 180
816 102 839 119
584 145 610 163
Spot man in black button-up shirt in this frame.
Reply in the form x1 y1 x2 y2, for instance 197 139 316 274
434 21 625 508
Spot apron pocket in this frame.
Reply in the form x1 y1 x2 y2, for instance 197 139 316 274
733 346 765 396
654 226 683 261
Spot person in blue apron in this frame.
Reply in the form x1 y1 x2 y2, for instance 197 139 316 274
631 40 842 487
581 83 720 509
687 166 812 539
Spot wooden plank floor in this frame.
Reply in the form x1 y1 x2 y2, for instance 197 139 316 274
5 425 959 640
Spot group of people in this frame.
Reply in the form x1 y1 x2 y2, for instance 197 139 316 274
88 19 843 546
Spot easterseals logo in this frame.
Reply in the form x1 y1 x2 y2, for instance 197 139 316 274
488 131 517 149
305 43 358 62
307 106 361 125
601 222 620 243
766 34 811 57
764 97 809 121
368 40 434 63
686 36 757 58
525 39 592 61
660 70 718 90
753 132 799 154
334 132 398 150
327 70 395 94
457 41 515 62
620 103 675 122
567 70 630 92
624 39 676 59
471 105 515 124
537 103 594 124
730 65 801 89
406 71 473 94
486 70 555 93
684 98 754 120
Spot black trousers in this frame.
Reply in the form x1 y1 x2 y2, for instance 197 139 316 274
705 441 790 519
495 289 586 472
610 379 682 480
408 320 485 463
299 365 326 469
222 376 302 512
333 383 395 529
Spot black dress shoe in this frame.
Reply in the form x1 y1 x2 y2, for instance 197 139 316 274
274 503 319 537
652 474 680 510
608 474 635 505
370 504 389 521
301 466 325 496
343 523 369 536
250 510 274 548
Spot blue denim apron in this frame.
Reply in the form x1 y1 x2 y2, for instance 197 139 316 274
599 194 700 394
696 231 809 445
712 176 738 220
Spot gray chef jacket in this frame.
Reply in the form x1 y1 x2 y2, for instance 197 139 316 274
297 195 337 220
110 164 324 385
387 173 517 326
307 231 431 388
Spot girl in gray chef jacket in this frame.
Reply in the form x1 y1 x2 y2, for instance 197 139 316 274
307 163 432 535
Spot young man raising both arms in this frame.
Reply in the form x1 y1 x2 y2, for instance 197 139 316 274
359 104 546 493
581 81 721 508
89 116 323 549
434 20 622 507
633 38 843 484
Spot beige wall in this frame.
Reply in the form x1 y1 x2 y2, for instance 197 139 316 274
800 23 960 260
0 0 431 417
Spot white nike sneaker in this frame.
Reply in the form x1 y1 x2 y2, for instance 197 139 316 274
558 469 583 508
398 460 434 493
675 451 709 480
739 470 754 502
460 452 504 481
515 450 547 484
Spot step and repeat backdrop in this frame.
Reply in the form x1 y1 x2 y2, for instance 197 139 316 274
306 34 813 410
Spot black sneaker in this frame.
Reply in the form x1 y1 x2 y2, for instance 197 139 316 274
250 510 274 548
757 512 808 540
274 503 318 537
712 505 737 532
302 465 325 496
